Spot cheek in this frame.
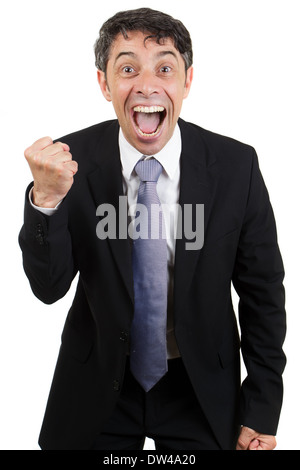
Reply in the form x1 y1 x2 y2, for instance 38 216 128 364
165 81 186 113
111 80 131 104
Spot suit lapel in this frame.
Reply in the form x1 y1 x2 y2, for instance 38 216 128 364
174 120 216 313
87 121 134 304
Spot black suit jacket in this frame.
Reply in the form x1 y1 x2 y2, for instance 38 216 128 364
19 119 286 450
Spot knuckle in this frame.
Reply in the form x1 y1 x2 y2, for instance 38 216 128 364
72 165 78 175
67 160 78 174
63 151 72 160
54 141 67 153
35 136 53 152
24 136 53 160
32 152 42 168
24 148 31 160
43 158 51 171
40 136 53 147
44 156 57 172
24 145 35 160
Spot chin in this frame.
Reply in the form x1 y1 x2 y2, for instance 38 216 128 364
134 136 169 156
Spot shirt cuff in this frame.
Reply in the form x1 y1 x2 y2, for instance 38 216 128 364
28 187 62 216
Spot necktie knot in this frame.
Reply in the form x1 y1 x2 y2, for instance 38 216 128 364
135 158 163 183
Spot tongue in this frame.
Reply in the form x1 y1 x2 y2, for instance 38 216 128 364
135 112 160 134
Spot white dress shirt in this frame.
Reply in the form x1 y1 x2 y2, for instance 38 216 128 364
119 125 182 359
30 124 182 359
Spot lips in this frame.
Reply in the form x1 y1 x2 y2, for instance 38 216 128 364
132 106 166 137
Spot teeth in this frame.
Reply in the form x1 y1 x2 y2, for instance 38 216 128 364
133 106 165 113
137 126 161 137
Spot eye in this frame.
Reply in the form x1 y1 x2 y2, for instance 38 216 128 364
160 66 172 73
122 66 135 74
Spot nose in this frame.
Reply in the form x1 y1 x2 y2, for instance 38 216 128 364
134 70 160 98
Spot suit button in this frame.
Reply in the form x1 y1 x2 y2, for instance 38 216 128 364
113 380 120 391
36 234 44 245
120 331 128 342
35 225 45 245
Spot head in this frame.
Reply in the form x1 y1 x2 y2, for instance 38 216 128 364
94 8 193 155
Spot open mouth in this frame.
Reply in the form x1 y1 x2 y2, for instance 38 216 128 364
132 106 167 137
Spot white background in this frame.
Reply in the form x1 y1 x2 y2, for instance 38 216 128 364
0 0 299 450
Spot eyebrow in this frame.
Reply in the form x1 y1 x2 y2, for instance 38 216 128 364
114 51 136 66
114 50 179 66
156 50 179 62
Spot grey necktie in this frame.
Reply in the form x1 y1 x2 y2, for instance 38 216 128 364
130 157 168 392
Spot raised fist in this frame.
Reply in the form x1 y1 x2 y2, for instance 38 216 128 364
24 136 78 208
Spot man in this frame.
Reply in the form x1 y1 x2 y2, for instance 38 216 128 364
19 8 286 450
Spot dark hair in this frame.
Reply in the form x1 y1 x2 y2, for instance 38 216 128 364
94 8 193 74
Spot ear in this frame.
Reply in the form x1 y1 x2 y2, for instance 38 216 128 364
183 66 193 99
97 70 112 102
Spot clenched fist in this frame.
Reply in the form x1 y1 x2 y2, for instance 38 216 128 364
24 136 78 208
236 426 277 450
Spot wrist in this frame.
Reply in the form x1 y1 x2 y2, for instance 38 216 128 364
32 187 63 209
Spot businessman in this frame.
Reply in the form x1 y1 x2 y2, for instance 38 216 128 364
19 8 286 450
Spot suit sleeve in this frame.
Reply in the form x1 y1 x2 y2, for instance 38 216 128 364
19 184 77 304
232 149 286 435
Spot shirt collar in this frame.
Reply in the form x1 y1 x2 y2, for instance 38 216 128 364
119 123 182 181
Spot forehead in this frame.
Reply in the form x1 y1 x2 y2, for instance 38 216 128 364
108 30 180 61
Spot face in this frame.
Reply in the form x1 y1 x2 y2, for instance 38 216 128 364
97 31 193 155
